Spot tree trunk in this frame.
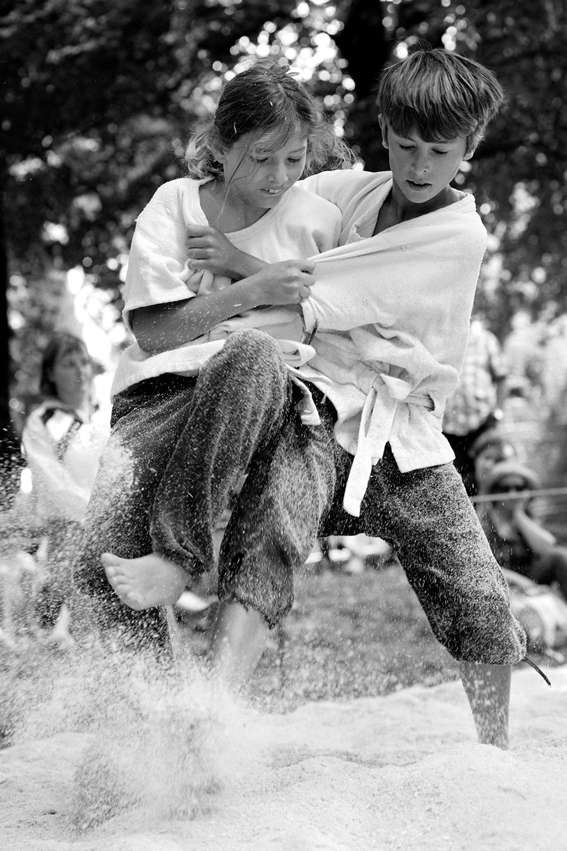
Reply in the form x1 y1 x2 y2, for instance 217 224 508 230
335 0 388 98
335 0 390 169
0 179 25 510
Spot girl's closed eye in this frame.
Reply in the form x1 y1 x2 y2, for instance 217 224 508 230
249 154 305 164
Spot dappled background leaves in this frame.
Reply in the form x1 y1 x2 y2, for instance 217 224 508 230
2 0 566 413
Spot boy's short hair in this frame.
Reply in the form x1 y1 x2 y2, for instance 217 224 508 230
377 44 505 154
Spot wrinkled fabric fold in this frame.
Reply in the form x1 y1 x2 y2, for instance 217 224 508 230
297 182 487 513
344 378 433 516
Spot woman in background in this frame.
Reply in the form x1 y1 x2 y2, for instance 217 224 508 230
21 332 109 647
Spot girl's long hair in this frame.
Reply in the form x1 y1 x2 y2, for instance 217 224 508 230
185 59 354 179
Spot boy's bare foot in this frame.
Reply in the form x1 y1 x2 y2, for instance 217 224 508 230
459 661 511 749
102 552 188 610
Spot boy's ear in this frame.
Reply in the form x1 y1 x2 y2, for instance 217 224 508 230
378 114 389 149
464 143 478 161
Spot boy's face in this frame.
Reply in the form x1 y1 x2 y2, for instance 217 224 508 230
379 118 474 207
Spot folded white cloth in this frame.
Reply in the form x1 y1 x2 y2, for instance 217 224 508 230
299 190 487 515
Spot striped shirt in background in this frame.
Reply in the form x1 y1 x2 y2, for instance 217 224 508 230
443 319 508 435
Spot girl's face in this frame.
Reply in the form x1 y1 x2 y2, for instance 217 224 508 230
217 128 308 214
49 346 92 409
379 118 474 210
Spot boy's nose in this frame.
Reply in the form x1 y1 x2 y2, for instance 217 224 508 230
412 154 430 175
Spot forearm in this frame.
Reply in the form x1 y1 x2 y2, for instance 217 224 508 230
132 279 260 353
514 509 556 555
132 260 315 353
227 250 269 281
495 377 507 411
185 222 269 281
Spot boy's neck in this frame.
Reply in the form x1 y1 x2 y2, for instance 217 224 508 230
373 183 461 235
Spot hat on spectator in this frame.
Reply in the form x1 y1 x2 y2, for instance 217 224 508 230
485 460 540 494
469 429 516 460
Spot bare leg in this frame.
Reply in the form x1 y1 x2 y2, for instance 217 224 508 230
47 603 76 650
210 601 270 693
459 661 511 749
101 552 187 611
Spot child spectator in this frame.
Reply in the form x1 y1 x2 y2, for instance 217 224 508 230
477 460 567 601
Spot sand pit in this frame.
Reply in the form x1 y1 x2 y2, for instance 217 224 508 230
1 655 566 851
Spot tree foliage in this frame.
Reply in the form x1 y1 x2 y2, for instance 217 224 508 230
468 0 567 331
2 0 567 413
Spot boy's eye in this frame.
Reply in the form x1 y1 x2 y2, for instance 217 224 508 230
287 156 304 164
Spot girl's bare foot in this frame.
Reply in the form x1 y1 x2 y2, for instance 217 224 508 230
47 603 76 650
101 552 188 610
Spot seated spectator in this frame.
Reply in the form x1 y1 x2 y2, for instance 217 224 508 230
443 316 509 495
470 429 517 494
20 332 109 647
476 460 567 601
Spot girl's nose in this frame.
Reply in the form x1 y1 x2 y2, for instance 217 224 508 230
268 160 287 183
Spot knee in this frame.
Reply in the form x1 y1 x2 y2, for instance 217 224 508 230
223 329 283 366
212 330 288 393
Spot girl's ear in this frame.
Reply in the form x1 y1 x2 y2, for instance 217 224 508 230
378 115 389 149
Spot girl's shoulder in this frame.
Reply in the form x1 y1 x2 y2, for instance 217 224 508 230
299 169 391 204
150 176 210 204
281 183 343 218
137 177 212 227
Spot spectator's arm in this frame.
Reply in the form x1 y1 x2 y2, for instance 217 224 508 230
514 506 556 556
493 375 508 419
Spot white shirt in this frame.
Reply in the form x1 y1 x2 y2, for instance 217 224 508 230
299 169 488 515
112 178 343 395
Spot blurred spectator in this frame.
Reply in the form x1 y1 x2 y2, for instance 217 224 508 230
314 534 393 574
502 311 545 406
443 317 508 495
470 429 517 495
476 460 567 601
20 333 110 647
